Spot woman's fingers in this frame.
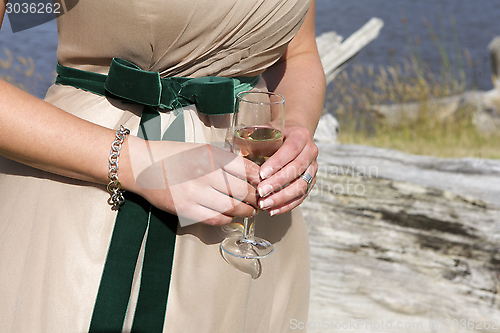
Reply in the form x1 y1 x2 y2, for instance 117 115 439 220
264 176 316 216
168 182 258 226
257 126 318 198
257 162 317 214
257 148 315 197
130 141 261 226
181 199 254 226
203 186 257 218
163 166 259 225
222 153 261 187
210 169 259 208
259 126 311 180
253 124 320 216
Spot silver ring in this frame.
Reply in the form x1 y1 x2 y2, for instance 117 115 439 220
299 172 313 193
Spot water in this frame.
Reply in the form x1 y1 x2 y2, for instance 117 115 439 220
315 0 499 91
1 0 499 98
0 14 57 97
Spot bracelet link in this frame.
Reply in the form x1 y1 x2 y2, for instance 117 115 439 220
107 125 130 210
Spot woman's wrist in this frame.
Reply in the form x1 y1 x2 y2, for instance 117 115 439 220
106 126 130 210
115 134 142 195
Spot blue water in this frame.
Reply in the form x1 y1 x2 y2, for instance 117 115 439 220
1 0 499 98
315 0 499 91
0 14 58 97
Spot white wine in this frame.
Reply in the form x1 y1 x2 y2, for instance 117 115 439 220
233 126 283 166
222 91 283 259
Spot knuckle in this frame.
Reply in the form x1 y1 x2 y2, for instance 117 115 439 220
310 144 319 159
300 184 309 196
233 183 249 199
312 160 319 170
297 126 308 136
295 181 308 197
289 140 302 154
221 201 237 215
203 215 223 226
294 126 311 139
242 206 255 217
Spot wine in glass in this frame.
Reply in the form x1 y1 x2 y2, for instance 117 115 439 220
220 91 284 259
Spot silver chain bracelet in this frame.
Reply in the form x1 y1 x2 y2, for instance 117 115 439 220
107 125 130 210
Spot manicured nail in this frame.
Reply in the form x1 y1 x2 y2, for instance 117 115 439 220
260 167 273 180
259 198 274 210
269 209 279 216
258 184 274 197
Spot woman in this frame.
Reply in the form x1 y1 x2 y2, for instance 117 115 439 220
0 0 325 331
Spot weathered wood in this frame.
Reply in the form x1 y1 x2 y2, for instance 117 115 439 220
371 88 500 135
313 112 339 144
306 26 500 332
303 119 500 332
488 36 500 89
370 36 500 135
316 18 384 85
302 138 500 332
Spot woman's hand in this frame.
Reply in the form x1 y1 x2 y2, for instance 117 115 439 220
255 124 318 216
257 0 325 216
0 78 260 227
123 137 261 226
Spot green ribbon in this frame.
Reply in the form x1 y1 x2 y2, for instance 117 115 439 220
56 58 259 116
55 59 259 332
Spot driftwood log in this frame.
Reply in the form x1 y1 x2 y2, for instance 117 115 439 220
371 89 500 135
316 18 384 85
371 36 500 135
306 21 500 332
489 36 500 89
302 120 500 332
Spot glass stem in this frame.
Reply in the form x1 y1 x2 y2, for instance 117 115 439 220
242 216 255 240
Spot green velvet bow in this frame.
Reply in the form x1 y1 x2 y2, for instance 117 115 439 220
56 57 259 116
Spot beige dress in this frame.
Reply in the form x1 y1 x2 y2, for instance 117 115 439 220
0 0 312 332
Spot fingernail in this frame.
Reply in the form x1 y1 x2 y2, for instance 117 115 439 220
259 198 274 210
260 167 273 180
269 209 279 216
252 209 258 216
258 184 274 197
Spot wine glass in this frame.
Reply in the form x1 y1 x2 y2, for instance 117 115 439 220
220 91 285 259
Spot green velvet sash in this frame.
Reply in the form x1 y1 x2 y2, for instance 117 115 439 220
55 58 259 333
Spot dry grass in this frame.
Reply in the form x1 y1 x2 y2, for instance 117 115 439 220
0 48 44 93
337 107 500 159
326 18 500 159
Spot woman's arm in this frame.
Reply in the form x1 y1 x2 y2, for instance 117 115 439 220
0 70 117 187
259 0 326 215
0 0 117 185
262 0 325 135
1 1 6 29
0 4 259 225
0 83 260 225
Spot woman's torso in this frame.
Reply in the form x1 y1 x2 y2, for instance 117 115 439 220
0 1 313 331
56 0 311 77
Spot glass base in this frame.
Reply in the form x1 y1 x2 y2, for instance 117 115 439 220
220 236 274 259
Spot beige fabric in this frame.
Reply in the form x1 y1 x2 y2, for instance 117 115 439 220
0 0 312 332
57 0 310 78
